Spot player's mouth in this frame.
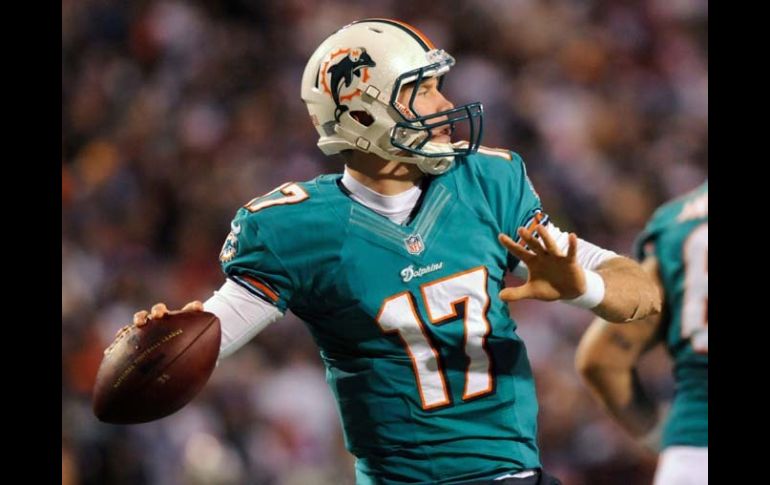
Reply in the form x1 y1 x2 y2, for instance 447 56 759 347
431 126 452 143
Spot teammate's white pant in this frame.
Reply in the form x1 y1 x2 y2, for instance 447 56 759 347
654 446 708 485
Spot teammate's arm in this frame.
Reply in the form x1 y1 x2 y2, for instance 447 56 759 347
574 256 665 439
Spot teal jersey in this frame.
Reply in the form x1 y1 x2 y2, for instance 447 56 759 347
220 150 547 484
635 182 708 449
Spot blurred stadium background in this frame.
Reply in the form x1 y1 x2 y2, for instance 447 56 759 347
62 0 707 484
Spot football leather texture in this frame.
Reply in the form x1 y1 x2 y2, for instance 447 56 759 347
92 311 221 424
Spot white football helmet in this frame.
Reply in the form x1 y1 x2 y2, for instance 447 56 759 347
301 19 484 175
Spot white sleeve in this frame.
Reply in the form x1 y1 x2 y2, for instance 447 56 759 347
203 279 283 360
512 222 619 278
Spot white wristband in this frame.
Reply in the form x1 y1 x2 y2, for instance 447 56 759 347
565 269 605 309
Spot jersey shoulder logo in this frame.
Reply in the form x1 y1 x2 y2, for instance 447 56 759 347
219 228 239 263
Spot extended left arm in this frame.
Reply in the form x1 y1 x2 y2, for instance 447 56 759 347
501 223 662 322
592 256 662 322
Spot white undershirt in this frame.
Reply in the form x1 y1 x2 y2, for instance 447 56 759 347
341 166 423 225
207 172 617 359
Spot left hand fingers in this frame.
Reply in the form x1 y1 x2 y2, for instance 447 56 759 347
499 234 536 263
499 284 534 302
517 227 547 256
534 224 560 254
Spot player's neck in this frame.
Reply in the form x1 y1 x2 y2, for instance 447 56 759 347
346 153 423 196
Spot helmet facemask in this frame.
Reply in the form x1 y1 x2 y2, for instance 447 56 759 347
388 51 484 174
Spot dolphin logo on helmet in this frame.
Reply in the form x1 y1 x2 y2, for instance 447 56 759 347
322 48 376 121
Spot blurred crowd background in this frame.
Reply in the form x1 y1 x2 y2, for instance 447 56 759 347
62 0 707 484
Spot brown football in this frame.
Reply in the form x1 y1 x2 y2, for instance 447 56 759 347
92 311 221 424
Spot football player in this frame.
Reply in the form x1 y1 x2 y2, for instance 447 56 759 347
575 182 708 485
127 19 662 484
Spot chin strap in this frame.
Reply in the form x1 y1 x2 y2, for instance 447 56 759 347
334 122 458 175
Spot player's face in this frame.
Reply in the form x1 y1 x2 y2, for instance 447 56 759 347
397 77 455 143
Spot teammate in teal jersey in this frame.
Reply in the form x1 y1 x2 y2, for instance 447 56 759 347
124 19 662 485
576 182 708 485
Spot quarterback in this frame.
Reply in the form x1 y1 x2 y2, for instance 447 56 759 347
126 19 661 484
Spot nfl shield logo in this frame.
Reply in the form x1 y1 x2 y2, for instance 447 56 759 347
404 234 425 255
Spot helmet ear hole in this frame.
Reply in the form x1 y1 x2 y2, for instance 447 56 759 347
350 110 375 127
